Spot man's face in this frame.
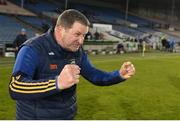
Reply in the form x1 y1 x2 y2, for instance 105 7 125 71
56 22 89 52
21 32 26 35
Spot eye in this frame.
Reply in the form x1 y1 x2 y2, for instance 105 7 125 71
74 33 81 37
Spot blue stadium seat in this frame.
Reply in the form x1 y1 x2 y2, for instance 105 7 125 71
0 15 35 43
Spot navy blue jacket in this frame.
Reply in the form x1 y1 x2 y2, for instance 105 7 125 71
9 28 125 120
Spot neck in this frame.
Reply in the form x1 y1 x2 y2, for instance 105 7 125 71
54 27 64 47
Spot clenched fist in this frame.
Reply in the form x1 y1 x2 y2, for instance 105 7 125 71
57 64 81 90
120 61 135 79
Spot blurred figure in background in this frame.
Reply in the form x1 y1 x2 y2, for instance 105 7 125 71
13 28 27 58
116 42 124 54
169 37 175 52
94 31 100 40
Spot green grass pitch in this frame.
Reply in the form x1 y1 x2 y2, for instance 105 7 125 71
0 52 180 119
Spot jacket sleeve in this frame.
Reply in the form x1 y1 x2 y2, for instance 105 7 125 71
9 46 60 100
80 53 126 86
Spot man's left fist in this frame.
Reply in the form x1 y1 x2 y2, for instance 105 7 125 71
120 61 135 79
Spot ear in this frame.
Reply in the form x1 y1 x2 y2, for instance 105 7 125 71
55 26 62 32
55 26 63 36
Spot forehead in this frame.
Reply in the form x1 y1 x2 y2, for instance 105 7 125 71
70 22 89 33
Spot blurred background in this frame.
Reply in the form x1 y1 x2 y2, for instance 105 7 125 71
0 0 180 56
1 0 180 120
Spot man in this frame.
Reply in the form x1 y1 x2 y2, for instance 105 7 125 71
13 28 27 58
9 9 135 120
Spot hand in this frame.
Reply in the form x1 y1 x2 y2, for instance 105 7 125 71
57 64 81 90
120 61 135 79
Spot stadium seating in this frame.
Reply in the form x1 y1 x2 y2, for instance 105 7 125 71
10 0 60 13
0 0 179 53
17 16 44 27
0 14 35 43
113 25 144 37
16 15 52 30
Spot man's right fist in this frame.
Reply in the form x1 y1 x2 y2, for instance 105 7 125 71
57 64 81 90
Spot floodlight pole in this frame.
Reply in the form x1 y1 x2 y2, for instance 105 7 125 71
65 0 68 10
21 0 24 8
171 0 175 26
125 0 129 24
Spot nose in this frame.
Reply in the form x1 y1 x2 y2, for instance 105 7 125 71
78 35 84 44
